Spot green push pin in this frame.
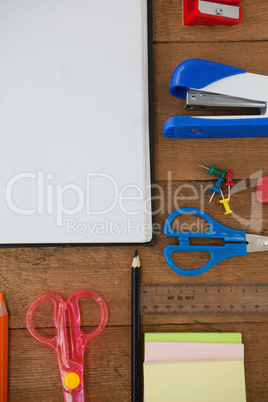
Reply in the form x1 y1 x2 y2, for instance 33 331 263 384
199 164 225 179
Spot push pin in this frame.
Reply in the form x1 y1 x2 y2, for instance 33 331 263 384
209 178 224 203
199 164 225 179
219 194 233 215
224 170 235 198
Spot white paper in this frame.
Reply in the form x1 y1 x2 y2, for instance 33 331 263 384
0 0 152 243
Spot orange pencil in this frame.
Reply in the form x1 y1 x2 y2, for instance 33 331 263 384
0 292 8 402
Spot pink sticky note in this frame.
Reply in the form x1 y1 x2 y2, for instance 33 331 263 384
145 342 244 363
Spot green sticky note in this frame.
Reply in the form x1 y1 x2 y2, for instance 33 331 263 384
144 360 246 402
144 332 242 343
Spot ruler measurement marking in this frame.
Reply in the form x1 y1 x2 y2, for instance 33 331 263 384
140 283 268 316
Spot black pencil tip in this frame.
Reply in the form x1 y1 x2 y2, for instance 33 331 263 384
134 249 138 258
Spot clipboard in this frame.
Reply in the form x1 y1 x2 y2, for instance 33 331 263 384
0 0 155 246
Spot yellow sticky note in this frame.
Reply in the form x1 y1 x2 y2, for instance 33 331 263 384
144 360 246 402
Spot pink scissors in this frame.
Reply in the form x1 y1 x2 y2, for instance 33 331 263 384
26 289 108 401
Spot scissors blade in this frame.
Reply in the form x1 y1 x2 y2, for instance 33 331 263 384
246 234 268 253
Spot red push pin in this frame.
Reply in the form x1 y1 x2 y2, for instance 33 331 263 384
224 170 235 198
257 177 268 203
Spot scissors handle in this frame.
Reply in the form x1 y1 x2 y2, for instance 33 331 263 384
68 289 108 347
163 208 247 276
26 293 63 350
164 207 246 242
26 290 108 401
26 290 108 348
164 244 247 276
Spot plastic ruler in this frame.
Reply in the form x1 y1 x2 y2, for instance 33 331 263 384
140 283 268 315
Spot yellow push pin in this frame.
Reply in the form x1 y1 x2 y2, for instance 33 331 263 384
219 190 233 215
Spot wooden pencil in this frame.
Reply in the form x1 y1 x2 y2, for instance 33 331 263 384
0 292 8 402
131 250 141 402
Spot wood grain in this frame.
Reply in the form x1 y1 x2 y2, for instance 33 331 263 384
8 327 130 401
153 0 268 43
154 41 268 181
2 182 268 399
8 324 268 401
4 1 268 401
1 182 268 330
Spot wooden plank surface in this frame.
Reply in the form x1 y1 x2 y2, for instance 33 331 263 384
153 0 268 43
154 41 268 181
2 1 268 401
7 323 268 401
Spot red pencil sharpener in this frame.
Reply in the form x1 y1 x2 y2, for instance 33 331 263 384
257 177 268 203
183 0 242 26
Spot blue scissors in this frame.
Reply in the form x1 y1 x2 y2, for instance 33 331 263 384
163 207 268 276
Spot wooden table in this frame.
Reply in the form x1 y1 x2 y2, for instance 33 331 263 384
2 1 268 400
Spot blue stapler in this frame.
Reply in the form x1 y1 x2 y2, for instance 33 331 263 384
163 58 268 139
